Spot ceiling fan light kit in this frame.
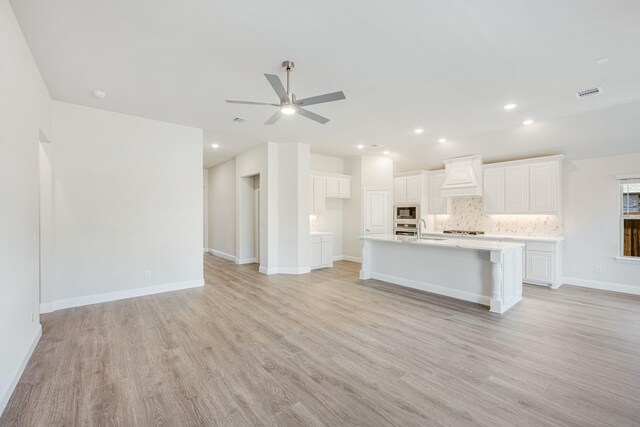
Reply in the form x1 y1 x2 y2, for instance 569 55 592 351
226 60 346 125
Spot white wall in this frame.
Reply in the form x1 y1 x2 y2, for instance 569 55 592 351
207 158 236 259
343 156 363 259
343 155 394 259
203 168 209 250
278 144 310 273
235 143 274 270
208 142 311 273
310 153 345 257
563 153 640 293
0 0 51 414
50 101 204 306
311 153 344 174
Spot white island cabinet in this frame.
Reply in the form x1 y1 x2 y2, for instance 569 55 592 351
360 235 524 314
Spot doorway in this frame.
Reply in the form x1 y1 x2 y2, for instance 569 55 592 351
238 174 261 264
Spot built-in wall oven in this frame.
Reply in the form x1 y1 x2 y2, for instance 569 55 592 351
395 223 417 237
394 205 420 237
395 205 419 223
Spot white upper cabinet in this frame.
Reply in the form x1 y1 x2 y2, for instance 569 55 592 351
428 170 448 215
406 176 420 203
505 165 529 213
338 177 351 198
325 177 340 198
529 161 558 213
394 172 427 206
394 177 407 204
309 172 351 214
483 168 505 214
482 155 563 215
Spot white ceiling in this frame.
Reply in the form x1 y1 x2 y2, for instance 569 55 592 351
10 0 640 170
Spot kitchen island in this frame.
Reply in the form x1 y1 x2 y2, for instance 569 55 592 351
359 235 525 314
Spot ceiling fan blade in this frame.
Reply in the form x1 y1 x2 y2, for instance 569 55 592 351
226 100 279 106
297 108 330 124
264 74 289 102
295 91 346 107
265 110 282 125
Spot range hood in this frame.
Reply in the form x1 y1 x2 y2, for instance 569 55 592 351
441 155 483 197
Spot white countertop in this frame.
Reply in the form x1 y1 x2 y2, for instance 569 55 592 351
422 231 564 242
360 234 524 252
310 231 333 236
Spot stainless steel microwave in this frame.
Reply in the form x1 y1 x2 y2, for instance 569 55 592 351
394 205 419 223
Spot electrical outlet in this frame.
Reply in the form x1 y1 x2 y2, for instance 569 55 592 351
145 270 152 279
594 265 604 273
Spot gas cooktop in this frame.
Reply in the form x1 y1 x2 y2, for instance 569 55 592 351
443 230 485 236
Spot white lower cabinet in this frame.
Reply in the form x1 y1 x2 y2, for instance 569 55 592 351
523 241 561 287
526 251 552 283
422 233 563 288
310 234 333 270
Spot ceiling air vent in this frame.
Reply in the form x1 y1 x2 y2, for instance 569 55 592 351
575 86 602 99
370 144 382 148
232 116 250 123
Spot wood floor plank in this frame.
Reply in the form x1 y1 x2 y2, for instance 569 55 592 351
2 254 640 426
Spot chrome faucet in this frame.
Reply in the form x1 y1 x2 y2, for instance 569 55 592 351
417 218 427 240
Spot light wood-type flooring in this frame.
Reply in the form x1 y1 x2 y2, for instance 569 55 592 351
2 254 640 426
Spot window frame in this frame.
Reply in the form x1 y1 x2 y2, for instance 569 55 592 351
617 178 640 263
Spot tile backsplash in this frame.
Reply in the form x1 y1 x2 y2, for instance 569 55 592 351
430 196 563 236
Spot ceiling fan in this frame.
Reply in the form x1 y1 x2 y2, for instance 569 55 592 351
226 60 346 125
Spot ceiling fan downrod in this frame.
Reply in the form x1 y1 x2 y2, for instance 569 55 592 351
282 60 295 98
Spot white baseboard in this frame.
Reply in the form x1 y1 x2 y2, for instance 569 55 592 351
236 257 257 265
278 267 312 275
332 254 362 263
0 324 42 416
371 272 491 307
49 279 204 312
257 266 310 275
259 266 277 275
207 249 237 262
39 302 54 314
562 276 640 296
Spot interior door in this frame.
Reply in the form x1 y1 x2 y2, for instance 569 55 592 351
364 189 390 235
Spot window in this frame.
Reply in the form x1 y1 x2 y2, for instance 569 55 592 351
621 178 640 258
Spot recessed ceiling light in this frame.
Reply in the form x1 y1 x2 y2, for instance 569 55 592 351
211 144 219 148
503 103 517 110
383 150 390 155
93 90 106 99
438 138 447 143
357 144 364 149
414 128 424 134
523 119 534 125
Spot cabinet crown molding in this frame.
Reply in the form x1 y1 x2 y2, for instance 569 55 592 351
483 154 564 169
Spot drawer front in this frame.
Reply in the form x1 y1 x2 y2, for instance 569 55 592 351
310 236 322 244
